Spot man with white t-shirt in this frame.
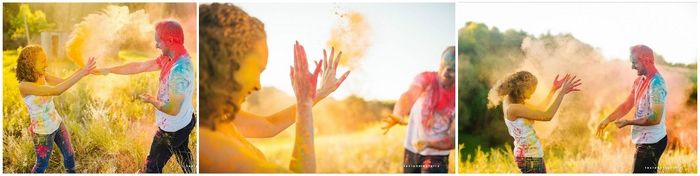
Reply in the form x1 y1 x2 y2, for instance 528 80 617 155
382 46 456 173
92 21 195 173
596 44 668 173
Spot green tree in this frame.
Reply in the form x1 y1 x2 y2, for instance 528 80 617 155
458 22 529 161
8 4 54 44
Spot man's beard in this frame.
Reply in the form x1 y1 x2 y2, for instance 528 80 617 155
637 69 645 76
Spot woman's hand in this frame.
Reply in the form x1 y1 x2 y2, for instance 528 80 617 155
290 41 321 105
552 74 571 91
560 75 582 94
381 114 407 135
80 57 97 76
315 47 351 100
289 41 319 173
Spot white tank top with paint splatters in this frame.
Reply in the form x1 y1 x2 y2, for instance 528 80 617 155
503 102 543 158
22 95 62 134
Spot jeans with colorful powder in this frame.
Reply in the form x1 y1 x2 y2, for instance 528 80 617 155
515 157 546 173
31 122 75 173
633 135 667 173
144 114 195 173
403 149 449 173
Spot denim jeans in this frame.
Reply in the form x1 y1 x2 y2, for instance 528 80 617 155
31 122 75 173
633 135 667 173
515 157 546 173
144 114 196 173
403 148 449 173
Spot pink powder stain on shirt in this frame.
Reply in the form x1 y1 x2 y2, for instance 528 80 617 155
414 72 455 134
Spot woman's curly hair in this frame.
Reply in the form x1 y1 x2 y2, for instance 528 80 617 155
497 71 538 104
199 3 266 128
16 45 44 82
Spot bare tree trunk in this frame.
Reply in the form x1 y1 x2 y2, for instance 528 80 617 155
24 14 30 44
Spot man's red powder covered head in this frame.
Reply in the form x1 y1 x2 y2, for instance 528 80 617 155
630 44 657 77
155 20 187 60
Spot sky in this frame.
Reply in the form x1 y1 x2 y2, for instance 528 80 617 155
237 3 455 100
457 2 698 64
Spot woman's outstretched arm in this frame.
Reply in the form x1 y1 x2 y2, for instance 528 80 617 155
44 74 65 85
288 41 318 173
537 74 571 109
507 76 581 122
19 58 96 96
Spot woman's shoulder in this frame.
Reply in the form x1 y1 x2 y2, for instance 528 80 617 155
503 102 527 121
17 81 36 97
200 127 280 172
201 124 265 157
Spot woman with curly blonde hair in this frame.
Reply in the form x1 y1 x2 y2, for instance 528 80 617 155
199 3 349 173
494 71 581 173
16 45 96 173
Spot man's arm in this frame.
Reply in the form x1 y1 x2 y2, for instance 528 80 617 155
381 81 424 134
140 61 191 116
616 80 666 128
393 84 423 117
616 104 663 127
424 119 455 150
596 89 635 137
606 90 635 122
95 59 160 75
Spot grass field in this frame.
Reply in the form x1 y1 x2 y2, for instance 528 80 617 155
250 123 455 173
459 142 697 173
3 49 197 173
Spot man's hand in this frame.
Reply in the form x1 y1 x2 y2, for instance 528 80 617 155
595 118 610 138
139 93 161 109
413 140 427 151
381 114 407 135
614 119 629 128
